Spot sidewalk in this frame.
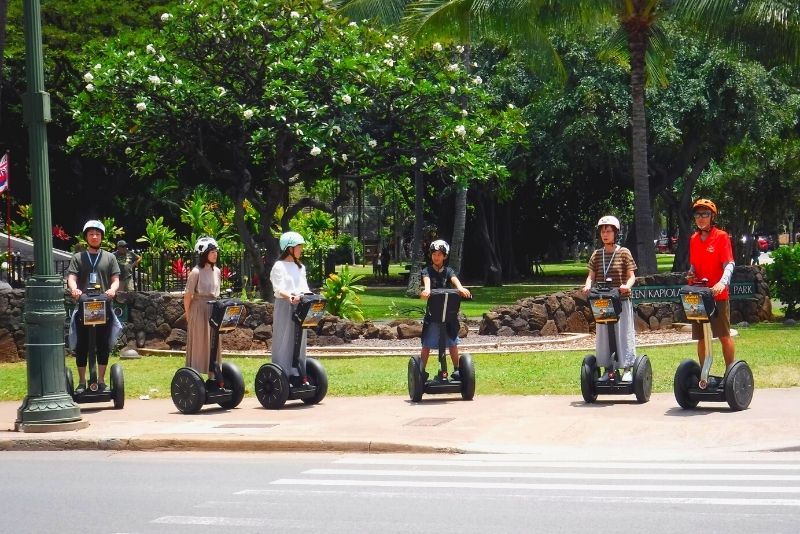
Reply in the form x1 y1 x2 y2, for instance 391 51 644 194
3 388 800 458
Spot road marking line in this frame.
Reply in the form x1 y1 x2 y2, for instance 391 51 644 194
269 478 800 493
151 516 268 526
334 458 800 470
305 468 800 482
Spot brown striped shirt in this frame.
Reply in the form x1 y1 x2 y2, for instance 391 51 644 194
587 246 637 289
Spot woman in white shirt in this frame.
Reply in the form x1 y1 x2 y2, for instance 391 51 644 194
270 231 311 384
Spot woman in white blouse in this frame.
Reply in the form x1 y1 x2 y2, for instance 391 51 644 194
270 231 311 385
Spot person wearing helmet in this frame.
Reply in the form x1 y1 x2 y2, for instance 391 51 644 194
184 236 224 388
66 219 121 394
419 239 472 380
582 216 638 382
270 231 312 385
688 199 736 374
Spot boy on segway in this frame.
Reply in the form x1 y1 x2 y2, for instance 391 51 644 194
419 240 471 381
582 216 638 383
66 220 122 394
688 199 736 383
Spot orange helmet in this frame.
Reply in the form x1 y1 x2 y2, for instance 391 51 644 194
692 198 717 216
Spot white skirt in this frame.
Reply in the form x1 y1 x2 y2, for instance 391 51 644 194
594 299 636 368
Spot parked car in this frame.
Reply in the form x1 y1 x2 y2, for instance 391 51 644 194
758 237 769 252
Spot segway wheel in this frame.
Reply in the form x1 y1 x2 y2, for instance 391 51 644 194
408 356 424 402
459 353 475 401
217 362 245 409
110 363 125 410
724 360 754 411
674 359 701 410
171 368 206 414
302 358 328 405
65 367 75 399
580 355 598 403
255 363 289 409
632 355 652 403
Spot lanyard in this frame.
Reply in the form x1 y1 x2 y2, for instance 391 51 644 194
601 245 619 280
85 251 101 273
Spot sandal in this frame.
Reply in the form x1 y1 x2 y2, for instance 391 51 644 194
97 383 108 392
75 383 86 395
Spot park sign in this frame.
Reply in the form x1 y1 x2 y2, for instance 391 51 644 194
631 282 756 304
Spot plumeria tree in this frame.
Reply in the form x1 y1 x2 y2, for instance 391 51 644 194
69 0 522 298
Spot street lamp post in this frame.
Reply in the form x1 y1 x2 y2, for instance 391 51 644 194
15 0 84 430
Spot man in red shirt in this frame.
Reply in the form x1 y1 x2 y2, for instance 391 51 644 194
687 198 736 370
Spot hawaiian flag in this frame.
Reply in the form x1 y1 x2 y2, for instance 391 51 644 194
0 153 8 194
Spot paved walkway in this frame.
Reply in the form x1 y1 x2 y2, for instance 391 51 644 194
3 388 799 458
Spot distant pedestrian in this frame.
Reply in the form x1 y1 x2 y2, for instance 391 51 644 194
381 247 390 278
751 235 760 266
115 240 141 291
372 252 380 278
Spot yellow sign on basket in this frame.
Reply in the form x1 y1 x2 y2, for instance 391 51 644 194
83 300 107 326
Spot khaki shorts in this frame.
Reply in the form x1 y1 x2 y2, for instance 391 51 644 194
692 299 731 340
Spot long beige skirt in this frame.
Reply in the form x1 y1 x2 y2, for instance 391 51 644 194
185 295 220 374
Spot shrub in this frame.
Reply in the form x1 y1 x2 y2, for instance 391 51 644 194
321 265 366 321
765 244 800 318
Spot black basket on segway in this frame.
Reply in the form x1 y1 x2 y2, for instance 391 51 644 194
254 293 329 409
407 288 475 402
170 298 246 414
65 290 125 409
580 279 652 404
673 280 754 411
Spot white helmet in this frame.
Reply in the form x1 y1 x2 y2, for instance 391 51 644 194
597 216 620 230
82 220 106 236
194 236 218 255
430 239 450 255
279 231 305 251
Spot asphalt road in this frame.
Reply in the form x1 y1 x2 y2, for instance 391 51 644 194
3 451 800 533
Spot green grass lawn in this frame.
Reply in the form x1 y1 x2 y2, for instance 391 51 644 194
1 322 797 402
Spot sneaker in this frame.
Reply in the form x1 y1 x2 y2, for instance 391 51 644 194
451 369 461 381
205 379 219 391
75 383 86 395
97 383 108 393
598 371 610 382
422 371 430 382
622 369 633 382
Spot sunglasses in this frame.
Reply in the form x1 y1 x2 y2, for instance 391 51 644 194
693 212 712 219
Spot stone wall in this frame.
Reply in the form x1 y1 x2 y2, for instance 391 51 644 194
478 266 772 337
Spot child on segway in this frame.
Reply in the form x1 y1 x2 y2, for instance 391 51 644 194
582 216 638 383
419 240 471 381
184 236 227 391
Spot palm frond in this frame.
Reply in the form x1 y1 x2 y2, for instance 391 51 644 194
329 0 411 25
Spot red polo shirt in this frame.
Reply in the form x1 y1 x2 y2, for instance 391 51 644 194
689 226 734 300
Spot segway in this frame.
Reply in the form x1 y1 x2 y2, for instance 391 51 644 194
170 298 246 414
580 278 652 403
408 288 475 402
66 290 125 409
254 293 328 409
673 280 754 411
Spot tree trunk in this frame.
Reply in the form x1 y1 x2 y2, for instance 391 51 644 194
475 188 502 286
449 186 467 274
0 0 7 120
406 164 425 296
628 29 658 275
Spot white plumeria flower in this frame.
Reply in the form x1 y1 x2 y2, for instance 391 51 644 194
368 139 377 148
449 86 456 94
296 128 304 136
269 104 276 111
127 50 136 57
457 45 465 53
507 103 515 109
342 94 352 105
148 75 161 86
331 125 341 134
85 83 95 92
136 102 146 111
310 146 321 156
216 86 227 97
455 124 466 137
94 63 102 71
341 153 348 162
384 42 393 50
383 58 394 67
476 126 485 137
461 109 468 117
243 109 254 119
447 63 459 72
161 13 172 22
432 42 443 52
290 11 300 18
66 136 73 145
410 157 417 165
72 110 81 118
472 76 483 85
349 21 358 27
125 147 133 155
146 44 156 54
158 55 166 63
174 77 182 85
83 72 94 83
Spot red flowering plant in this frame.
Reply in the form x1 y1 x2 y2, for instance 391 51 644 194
221 265 235 290
171 257 190 280
52 225 71 243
